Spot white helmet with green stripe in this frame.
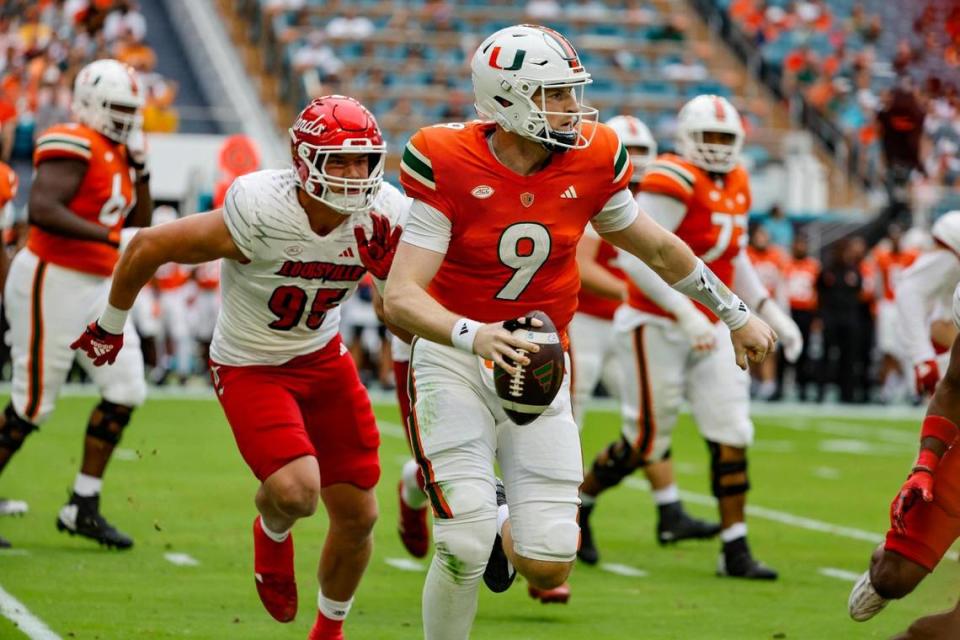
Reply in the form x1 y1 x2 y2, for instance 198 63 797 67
471 24 598 150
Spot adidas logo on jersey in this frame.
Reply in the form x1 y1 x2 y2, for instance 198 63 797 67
560 186 578 199
339 247 355 258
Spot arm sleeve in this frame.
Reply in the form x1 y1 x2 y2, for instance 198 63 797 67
732 249 771 309
635 191 687 233
400 200 452 254
221 177 256 261
616 248 698 317
590 188 638 234
896 250 960 364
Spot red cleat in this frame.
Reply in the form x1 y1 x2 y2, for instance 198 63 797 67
308 611 345 640
528 582 571 604
253 516 297 622
397 481 429 558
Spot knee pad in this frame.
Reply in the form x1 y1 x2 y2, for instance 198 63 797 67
0 404 38 452
433 517 498 583
591 435 640 488
707 440 750 498
540 519 580 559
86 401 134 446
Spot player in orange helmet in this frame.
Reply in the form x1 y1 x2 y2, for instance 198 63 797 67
0 59 152 550
385 26 777 639
578 95 803 580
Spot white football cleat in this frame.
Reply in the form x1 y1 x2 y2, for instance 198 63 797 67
0 498 28 516
848 570 889 621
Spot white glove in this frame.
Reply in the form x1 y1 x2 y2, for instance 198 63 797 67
125 129 148 174
118 227 140 253
759 299 803 363
675 306 717 353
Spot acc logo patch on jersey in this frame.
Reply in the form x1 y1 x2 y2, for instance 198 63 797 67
471 185 495 199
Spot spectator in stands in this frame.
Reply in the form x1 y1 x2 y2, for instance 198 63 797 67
325 6 375 40
876 79 926 220
662 52 708 82
566 0 610 22
765 204 794 248
746 224 787 400
142 79 179 133
525 0 562 20
33 74 70 139
292 31 344 81
114 27 156 73
780 234 821 401
818 236 870 403
648 13 687 41
103 1 146 44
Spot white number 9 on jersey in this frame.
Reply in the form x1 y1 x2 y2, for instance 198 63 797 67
496 222 552 301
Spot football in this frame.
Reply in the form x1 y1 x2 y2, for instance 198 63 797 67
493 310 566 425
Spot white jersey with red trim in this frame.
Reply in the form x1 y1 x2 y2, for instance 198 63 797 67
210 169 408 366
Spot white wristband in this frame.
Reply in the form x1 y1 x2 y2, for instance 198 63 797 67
672 259 751 331
98 303 129 334
451 317 482 354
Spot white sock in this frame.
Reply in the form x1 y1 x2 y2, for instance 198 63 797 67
720 522 748 543
422 540 484 639
401 459 428 509
317 591 352 621
259 516 290 543
652 484 680 506
580 492 596 507
73 473 102 497
496 504 510 536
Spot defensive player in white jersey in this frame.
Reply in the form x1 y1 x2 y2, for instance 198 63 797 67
73 96 406 640
573 115 719 571
895 211 960 397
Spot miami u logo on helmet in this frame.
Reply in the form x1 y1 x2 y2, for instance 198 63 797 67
488 46 526 71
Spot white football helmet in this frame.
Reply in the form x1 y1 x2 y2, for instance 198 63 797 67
932 210 960 256
72 59 143 144
472 24 598 150
606 115 657 180
676 94 744 174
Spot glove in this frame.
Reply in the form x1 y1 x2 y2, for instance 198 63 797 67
354 213 402 282
125 129 148 175
890 468 934 535
675 306 717 353
70 322 124 367
914 359 940 396
758 299 803 363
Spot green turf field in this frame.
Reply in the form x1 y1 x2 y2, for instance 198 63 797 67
0 393 957 639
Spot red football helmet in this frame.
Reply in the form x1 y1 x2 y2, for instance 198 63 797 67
289 95 385 214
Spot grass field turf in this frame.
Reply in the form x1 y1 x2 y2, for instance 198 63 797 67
0 394 958 639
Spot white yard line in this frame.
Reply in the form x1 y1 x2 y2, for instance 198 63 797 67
163 552 199 567
385 557 425 572
599 563 648 578
819 567 861 582
0 549 29 557
622 477 960 562
0 584 61 640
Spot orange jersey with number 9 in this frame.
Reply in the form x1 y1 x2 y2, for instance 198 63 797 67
627 153 751 321
26 122 136 276
400 120 632 333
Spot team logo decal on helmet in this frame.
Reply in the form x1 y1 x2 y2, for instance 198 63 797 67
472 24 598 150
289 95 385 214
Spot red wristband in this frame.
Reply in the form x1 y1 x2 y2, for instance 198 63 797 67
914 448 941 475
921 415 959 447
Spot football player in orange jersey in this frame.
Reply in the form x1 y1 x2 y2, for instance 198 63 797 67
0 161 18 295
573 115 719 570
0 59 151 550
578 95 803 581
385 26 777 639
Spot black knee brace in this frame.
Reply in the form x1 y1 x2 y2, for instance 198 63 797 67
0 404 38 452
86 401 133 445
707 440 750 498
592 436 640 488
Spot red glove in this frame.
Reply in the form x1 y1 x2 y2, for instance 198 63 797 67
70 322 124 366
890 466 934 535
354 213 402 281
914 359 940 396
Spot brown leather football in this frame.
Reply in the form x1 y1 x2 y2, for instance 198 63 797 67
493 310 565 425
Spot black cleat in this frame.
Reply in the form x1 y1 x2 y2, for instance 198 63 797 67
657 502 722 545
0 534 9 549
483 479 516 593
577 503 599 565
717 537 777 580
56 492 133 550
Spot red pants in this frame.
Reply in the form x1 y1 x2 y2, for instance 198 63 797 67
885 443 960 571
211 336 380 489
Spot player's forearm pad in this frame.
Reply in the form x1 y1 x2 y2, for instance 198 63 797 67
921 415 960 448
671 259 750 331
